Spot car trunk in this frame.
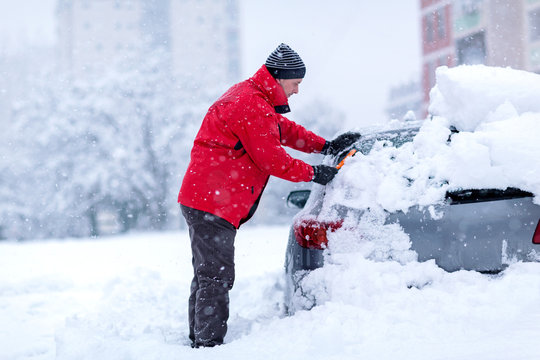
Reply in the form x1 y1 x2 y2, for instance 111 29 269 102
390 188 540 272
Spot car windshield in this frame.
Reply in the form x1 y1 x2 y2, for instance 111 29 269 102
331 125 420 170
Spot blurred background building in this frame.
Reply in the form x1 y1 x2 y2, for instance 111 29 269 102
170 0 241 88
56 0 241 88
385 80 423 121
420 0 540 115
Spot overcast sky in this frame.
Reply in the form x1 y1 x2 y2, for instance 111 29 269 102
241 1 421 128
0 0 421 128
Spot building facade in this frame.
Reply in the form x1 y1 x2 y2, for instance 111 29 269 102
57 0 145 73
56 0 241 88
385 80 423 121
170 0 241 88
420 0 540 115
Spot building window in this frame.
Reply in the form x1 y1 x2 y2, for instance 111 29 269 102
437 9 446 39
425 14 434 43
456 31 486 65
529 10 540 42
428 60 436 90
530 45 540 70
454 0 482 34
439 55 447 67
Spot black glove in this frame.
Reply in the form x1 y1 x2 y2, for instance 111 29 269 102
322 132 362 156
312 165 339 185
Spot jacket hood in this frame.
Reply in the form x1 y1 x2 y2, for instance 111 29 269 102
250 65 291 114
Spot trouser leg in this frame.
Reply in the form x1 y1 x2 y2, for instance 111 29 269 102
181 205 236 346
188 269 198 342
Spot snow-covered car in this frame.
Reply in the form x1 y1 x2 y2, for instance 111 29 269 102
284 65 540 314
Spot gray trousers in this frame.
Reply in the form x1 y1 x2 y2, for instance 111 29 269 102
181 205 236 346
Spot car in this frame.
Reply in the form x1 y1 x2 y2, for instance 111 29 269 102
284 122 540 314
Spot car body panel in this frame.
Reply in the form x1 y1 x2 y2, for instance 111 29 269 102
389 195 540 272
284 229 324 313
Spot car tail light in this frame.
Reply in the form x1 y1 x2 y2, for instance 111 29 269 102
533 220 540 244
294 218 344 250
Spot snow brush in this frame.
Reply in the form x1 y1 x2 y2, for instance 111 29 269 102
336 149 357 170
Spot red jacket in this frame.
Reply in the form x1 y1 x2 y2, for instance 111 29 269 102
178 65 326 228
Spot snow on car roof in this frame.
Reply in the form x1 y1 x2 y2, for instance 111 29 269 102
430 65 540 132
322 65 540 216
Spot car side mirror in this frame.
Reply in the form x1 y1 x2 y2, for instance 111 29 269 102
287 190 311 209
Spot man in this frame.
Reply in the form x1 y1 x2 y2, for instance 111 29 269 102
178 43 360 348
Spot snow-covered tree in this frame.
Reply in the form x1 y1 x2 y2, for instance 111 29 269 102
0 47 204 239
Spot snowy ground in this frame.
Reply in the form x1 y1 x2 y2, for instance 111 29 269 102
1 225 540 360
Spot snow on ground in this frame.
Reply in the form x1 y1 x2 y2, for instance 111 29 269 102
0 227 289 360
1 226 540 360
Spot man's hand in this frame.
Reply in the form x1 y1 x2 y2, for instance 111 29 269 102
312 165 339 185
322 132 362 156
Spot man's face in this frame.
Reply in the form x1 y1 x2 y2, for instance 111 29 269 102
277 78 302 98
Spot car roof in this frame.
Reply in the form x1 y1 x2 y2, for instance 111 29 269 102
358 120 423 138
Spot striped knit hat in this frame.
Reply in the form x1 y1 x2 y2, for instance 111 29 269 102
265 43 306 79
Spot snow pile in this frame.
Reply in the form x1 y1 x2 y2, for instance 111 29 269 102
2 229 540 360
326 65 540 215
328 209 417 265
429 65 540 131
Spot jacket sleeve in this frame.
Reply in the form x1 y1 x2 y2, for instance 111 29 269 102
276 114 327 153
229 99 315 182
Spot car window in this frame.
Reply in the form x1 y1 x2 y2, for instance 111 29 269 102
336 127 419 164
